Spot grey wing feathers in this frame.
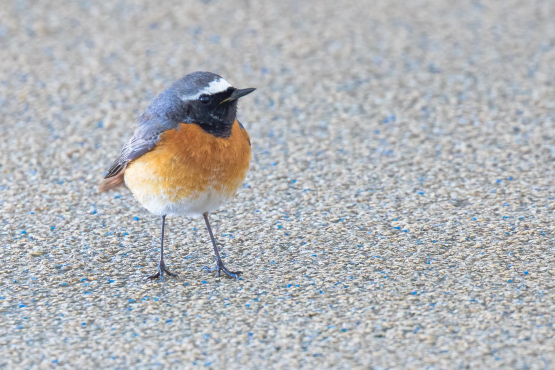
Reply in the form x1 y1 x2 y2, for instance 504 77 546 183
104 133 159 178
104 107 180 179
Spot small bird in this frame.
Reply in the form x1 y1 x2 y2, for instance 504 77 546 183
100 71 255 280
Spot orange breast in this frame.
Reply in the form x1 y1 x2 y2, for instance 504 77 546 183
124 120 251 205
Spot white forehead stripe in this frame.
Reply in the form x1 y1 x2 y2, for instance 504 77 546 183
180 78 232 101
204 78 232 94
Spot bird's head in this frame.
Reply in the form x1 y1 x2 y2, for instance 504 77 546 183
145 71 255 137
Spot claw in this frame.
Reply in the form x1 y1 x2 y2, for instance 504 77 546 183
202 262 242 279
147 261 178 281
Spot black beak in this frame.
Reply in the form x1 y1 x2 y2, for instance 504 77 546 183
222 88 256 104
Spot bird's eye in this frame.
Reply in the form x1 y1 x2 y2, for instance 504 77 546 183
199 95 211 104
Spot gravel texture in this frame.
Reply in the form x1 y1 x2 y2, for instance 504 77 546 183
2 0 555 368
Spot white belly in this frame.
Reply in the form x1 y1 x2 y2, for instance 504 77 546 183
125 183 236 217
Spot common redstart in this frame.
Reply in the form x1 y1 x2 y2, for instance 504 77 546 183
100 71 255 280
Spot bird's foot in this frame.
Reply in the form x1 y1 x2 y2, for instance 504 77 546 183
147 261 178 281
202 261 242 279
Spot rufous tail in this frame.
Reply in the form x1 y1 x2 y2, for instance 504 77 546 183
98 168 126 192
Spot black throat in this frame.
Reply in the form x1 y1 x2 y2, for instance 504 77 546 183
195 118 234 138
189 91 238 138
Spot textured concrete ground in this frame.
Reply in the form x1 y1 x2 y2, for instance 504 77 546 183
1 0 555 368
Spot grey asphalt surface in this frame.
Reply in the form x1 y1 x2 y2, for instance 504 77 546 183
1 0 555 368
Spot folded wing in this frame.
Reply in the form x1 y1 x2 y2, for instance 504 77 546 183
99 115 169 192
104 133 159 178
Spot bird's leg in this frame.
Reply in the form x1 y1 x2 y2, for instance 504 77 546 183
202 212 242 279
148 215 178 281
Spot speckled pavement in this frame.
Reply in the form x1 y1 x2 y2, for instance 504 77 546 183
1 0 555 368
